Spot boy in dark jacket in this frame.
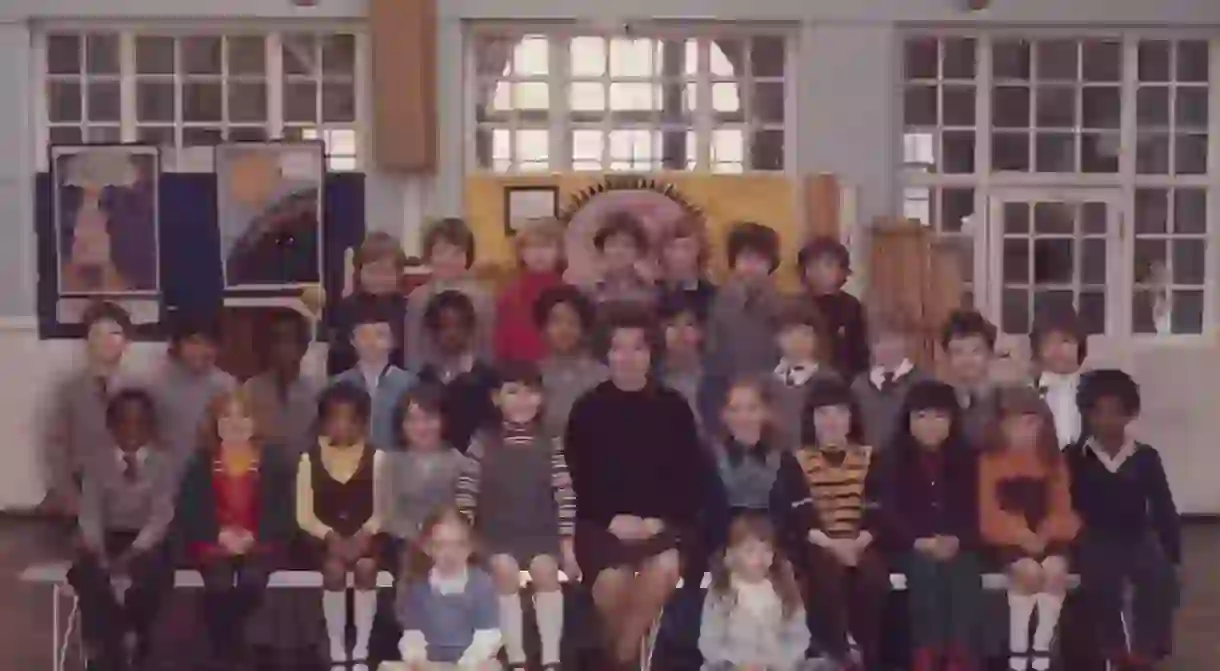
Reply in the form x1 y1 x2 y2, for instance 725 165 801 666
797 236 869 380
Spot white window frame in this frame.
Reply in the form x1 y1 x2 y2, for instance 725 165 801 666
900 28 1220 344
32 21 370 173
462 21 799 176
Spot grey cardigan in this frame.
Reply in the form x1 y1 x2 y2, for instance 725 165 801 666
698 585 811 671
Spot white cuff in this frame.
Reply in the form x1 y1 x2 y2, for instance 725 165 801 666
457 628 502 665
398 630 428 663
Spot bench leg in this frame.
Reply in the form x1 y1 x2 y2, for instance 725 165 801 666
52 584 60 671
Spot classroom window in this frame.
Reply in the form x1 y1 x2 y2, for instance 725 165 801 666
41 30 365 172
470 29 790 173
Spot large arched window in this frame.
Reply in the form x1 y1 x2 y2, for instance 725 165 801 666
469 28 790 173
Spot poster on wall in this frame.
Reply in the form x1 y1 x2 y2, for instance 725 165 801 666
50 144 161 324
216 141 324 292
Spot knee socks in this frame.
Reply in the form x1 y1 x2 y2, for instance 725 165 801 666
1031 592 1064 671
1007 591 1035 671
499 594 526 664
535 589 565 665
352 589 376 661
322 590 347 663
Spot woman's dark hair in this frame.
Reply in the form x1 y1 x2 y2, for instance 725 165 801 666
800 378 865 447
317 381 372 425
105 388 158 433
708 512 803 619
532 284 596 332
391 383 446 449
725 221 780 273
1076 369 1141 418
256 308 311 367
168 311 222 353
423 290 477 334
889 380 967 453
984 385 1061 466
939 309 997 351
82 300 134 336
592 211 650 253
592 300 662 361
797 236 852 279
1030 305 1089 364
422 217 476 268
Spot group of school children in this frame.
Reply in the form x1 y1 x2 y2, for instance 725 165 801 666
41 210 1182 671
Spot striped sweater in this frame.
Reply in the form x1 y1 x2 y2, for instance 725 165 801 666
770 444 883 554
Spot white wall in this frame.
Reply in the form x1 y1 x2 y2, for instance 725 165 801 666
0 0 1219 511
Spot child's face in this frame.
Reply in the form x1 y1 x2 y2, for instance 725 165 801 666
359 258 401 295
177 334 218 374
727 537 774 582
661 235 700 279
403 403 443 451
607 327 652 384
812 403 852 447
352 322 394 363
732 250 772 284
909 408 951 449
112 400 152 452
429 240 469 280
1038 331 1081 375
663 311 703 359
87 318 128 365
434 308 473 356
1002 412 1043 450
1086 396 1131 445
544 302 584 355
426 519 472 575
520 240 562 274
871 332 909 370
945 335 992 385
804 255 845 293
722 385 768 444
267 322 306 374
777 324 818 363
495 381 543 425
217 400 256 444
322 402 366 446
601 233 641 275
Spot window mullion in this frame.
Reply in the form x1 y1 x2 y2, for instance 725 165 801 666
975 36 995 318
173 38 184 169
1205 37 1220 334
550 36 570 172
600 37 610 168
119 33 136 143
1116 37 1140 336
31 32 48 171
267 33 284 140
353 31 370 171
696 39 711 170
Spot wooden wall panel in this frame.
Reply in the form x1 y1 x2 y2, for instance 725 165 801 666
370 0 437 172
803 173 840 240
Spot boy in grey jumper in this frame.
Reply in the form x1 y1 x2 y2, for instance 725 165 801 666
404 218 494 370
70 389 176 669
244 309 321 460
851 309 928 451
660 293 709 428
42 302 144 517
150 314 235 473
534 285 608 437
770 299 840 449
938 309 1000 449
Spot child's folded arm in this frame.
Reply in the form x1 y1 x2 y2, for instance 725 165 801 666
294 453 333 540
772 606 812 670
456 629 502 665
132 462 176 551
359 450 387 535
978 457 1035 547
1036 462 1080 545
696 591 730 666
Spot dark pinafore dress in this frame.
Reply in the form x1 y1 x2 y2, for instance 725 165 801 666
475 432 562 565
301 443 379 565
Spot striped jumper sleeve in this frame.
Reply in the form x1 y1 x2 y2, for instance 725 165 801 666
550 437 576 536
454 436 485 524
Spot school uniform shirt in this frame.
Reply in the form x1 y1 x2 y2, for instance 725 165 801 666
295 439 386 539
330 363 417 450
539 354 608 437
698 578 810 671
1037 371 1083 448
152 360 237 471
712 438 782 511
492 270 563 363
396 567 501 665
978 448 1079 555
78 445 177 554
852 360 926 452
705 279 781 380
377 447 471 542
326 292 407 374
770 444 883 558
417 357 500 453
243 372 321 458
1066 439 1181 563
404 277 495 371
771 360 841 449
810 290 870 380
43 364 145 498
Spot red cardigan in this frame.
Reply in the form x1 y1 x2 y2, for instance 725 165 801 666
493 271 563 363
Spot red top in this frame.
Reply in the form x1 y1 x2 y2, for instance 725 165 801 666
493 271 563 363
193 459 262 562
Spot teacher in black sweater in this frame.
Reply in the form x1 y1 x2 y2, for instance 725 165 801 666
564 301 706 668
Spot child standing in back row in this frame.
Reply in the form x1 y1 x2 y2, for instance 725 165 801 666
851 309 928 452
798 236 870 380
1030 307 1089 449
494 218 565 364
657 215 717 320
417 291 500 453
329 302 417 450
405 218 494 370
329 232 409 373
455 361 577 670
771 299 840 450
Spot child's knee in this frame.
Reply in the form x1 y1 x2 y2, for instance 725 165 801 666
322 559 347 590
352 559 378 589
1010 558 1044 593
489 554 522 594
1040 555 1070 592
649 549 681 581
529 555 561 591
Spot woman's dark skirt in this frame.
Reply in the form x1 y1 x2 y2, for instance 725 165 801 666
573 521 681 587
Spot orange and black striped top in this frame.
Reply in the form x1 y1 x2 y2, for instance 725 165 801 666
772 444 882 546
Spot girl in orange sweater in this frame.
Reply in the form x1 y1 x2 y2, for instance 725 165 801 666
978 386 1080 671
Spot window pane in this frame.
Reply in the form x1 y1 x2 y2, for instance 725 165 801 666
750 36 785 77
1035 133 1074 172
1079 292 1106 334
85 34 120 75
86 81 121 122
608 82 657 110
1134 239 1168 284
321 83 355 122
85 126 120 143
1171 291 1204 333
905 38 938 79
1081 88 1119 129
1176 40 1210 83
49 126 82 145
1175 88 1208 129
1002 289 1031 333
1003 202 1030 233
514 37 549 76
1081 134 1119 173
283 34 317 76
1003 239 1030 283
942 131 975 173
230 82 268 122
992 132 1030 171
321 34 356 75
1172 239 1206 284
571 37 606 77
942 38 976 79
905 86 937 126
993 87 1031 128
47 81 82 122
754 82 785 123
1173 189 1207 234
136 82 174 122
1033 201 1073 234
1136 87 1170 126
993 40 1032 80
609 38 658 77
136 126 174 145
183 127 223 145
182 36 223 75
183 82 222 122
1138 41 1171 82
1035 40 1077 80
1081 239 1107 284
1033 239 1073 283
1081 40 1121 82
750 129 784 170
46 34 82 75
942 188 974 232
135 36 175 75
942 85 974 126
1134 188 1169 234
1175 134 1208 175
228 36 266 75
1136 133 1171 174
284 82 318 122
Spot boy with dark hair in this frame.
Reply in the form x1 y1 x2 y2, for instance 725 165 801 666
1068 369 1179 671
43 301 142 516
330 301 417 450
770 298 840 449
152 311 236 470
851 308 928 451
417 290 500 452
328 231 409 373
404 217 494 370
244 309 321 459
1031 306 1089 448
534 285 608 437
71 388 176 670
657 215 717 320
938 309 999 448
706 221 782 382
589 211 656 307
797 236 870 380
659 292 710 427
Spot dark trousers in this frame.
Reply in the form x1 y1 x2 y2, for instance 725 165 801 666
906 550 984 656
67 532 172 668
800 544 890 666
1076 533 1178 660
199 554 274 656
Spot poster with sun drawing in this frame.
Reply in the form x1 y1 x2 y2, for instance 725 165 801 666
216 141 324 291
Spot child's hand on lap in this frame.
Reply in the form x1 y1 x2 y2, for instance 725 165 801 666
218 527 245 555
914 537 939 556
560 537 581 582
934 535 960 559
609 515 647 540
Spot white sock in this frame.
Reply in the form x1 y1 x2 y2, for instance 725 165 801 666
499 593 526 664
535 589 565 665
351 589 377 660
322 590 348 662
1008 591 1036 656
1031 592 1064 662
1009 656 1029 671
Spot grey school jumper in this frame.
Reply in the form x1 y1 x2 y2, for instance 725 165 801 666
770 362 841 450
538 355 608 437
151 361 236 471
78 445 177 552
705 280 781 381
377 447 471 542
243 372 321 458
851 364 928 451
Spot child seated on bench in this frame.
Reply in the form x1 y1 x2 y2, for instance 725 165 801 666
70 389 176 670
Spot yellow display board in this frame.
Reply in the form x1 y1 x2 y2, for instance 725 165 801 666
463 173 801 288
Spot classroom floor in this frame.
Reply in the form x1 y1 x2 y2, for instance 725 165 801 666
1 516 1217 670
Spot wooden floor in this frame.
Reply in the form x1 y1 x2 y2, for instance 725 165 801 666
2 516 1217 670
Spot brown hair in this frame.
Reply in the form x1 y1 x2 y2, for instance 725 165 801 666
660 214 710 271
985 385 1061 466
402 506 477 582
775 298 830 361
512 217 567 270
869 306 920 341
719 374 781 453
354 232 408 286
422 217 477 268
197 388 264 456
709 513 803 618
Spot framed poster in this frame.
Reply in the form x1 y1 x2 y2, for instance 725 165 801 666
503 185 559 236
216 141 324 291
